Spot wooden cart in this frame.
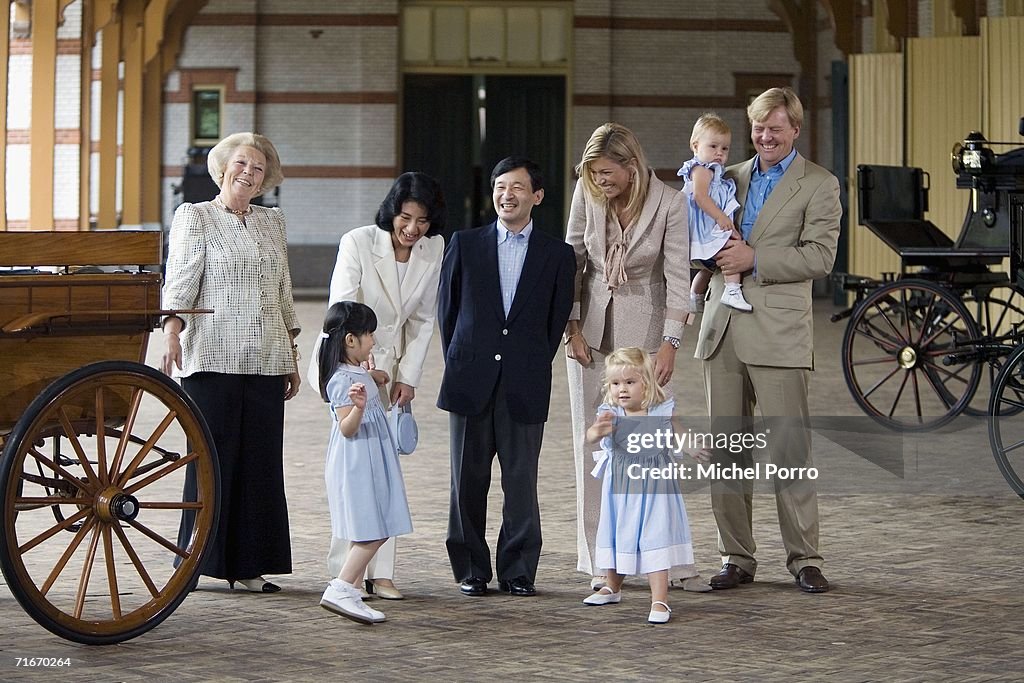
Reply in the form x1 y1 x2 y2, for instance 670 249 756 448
0 231 218 644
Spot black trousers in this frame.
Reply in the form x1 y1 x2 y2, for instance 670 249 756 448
446 372 544 583
178 372 292 580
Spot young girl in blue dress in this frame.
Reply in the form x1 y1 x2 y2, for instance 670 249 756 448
583 347 708 624
677 112 751 313
317 301 413 625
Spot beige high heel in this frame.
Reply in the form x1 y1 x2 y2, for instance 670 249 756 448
365 579 404 600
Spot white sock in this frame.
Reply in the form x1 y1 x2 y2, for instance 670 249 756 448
725 283 742 294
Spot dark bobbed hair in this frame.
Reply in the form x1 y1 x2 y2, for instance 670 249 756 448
375 172 447 238
489 156 544 193
317 301 378 402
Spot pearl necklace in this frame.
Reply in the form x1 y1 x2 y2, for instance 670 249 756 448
214 196 252 217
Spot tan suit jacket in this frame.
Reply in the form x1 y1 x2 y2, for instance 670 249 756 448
324 224 444 387
565 170 690 352
694 154 841 368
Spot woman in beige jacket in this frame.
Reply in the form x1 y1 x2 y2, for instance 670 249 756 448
564 123 707 591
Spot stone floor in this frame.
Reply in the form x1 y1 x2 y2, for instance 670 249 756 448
2 298 1024 682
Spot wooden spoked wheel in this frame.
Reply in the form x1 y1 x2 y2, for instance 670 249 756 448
989 343 1024 498
842 279 981 431
0 361 218 644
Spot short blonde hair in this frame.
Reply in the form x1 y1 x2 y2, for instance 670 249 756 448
575 123 650 229
747 87 803 128
207 132 285 196
601 347 666 409
690 112 732 147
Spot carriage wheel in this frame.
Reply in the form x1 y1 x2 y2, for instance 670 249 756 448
989 344 1024 498
842 279 981 431
962 286 1024 417
0 361 218 644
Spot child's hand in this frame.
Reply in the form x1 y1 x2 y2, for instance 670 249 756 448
369 369 390 386
591 411 615 438
718 218 736 233
348 382 368 409
685 447 712 464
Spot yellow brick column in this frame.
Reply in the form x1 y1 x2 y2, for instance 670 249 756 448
97 14 121 229
79 0 94 230
0 0 10 231
29 0 59 230
120 0 145 228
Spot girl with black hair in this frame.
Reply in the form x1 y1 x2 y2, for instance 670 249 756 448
317 301 413 625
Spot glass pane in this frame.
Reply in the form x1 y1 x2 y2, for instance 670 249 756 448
507 8 539 64
540 8 569 64
434 7 467 64
192 90 221 141
468 7 503 63
402 7 432 63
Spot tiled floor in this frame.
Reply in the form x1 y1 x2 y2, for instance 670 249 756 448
2 298 1023 682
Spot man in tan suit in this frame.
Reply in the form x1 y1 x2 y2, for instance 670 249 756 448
694 87 841 593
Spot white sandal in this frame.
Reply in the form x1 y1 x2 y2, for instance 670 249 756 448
648 600 672 624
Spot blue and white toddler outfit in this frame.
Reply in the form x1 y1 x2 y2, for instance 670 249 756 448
677 158 741 261
591 398 694 575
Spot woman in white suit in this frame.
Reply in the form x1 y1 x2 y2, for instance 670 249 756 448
322 172 446 599
564 123 709 592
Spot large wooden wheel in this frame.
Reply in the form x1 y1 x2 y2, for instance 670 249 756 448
0 361 218 644
842 279 981 431
989 343 1024 498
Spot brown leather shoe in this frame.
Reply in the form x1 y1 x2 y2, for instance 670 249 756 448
709 563 753 589
795 566 829 593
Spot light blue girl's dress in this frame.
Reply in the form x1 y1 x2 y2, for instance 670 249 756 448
324 364 413 542
677 158 741 261
591 398 694 575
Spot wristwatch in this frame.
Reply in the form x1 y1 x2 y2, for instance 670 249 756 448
662 335 681 349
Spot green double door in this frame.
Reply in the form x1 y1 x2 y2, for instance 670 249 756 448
403 75 567 239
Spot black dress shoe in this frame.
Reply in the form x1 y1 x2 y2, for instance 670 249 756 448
459 577 488 596
709 563 754 590
795 566 829 593
498 576 536 596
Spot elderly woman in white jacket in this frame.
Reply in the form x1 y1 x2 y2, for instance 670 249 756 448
320 172 446 599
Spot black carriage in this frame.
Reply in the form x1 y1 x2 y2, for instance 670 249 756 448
833 120 1024 497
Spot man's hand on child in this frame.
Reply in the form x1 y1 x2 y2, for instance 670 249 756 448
686 447 712 464
348 382 367 409
369 369 390 386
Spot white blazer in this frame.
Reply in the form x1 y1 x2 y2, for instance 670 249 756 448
309 224 443 391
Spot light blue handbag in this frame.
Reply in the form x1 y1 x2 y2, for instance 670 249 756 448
389 402 418 455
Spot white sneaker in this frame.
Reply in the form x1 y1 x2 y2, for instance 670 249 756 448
583 587 621 605
648 600 672 624
320 580 384 624
690 292 705 313
721 288 752 312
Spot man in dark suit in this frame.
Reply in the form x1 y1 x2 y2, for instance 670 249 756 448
437 156 575 597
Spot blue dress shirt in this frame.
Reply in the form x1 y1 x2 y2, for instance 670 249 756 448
497 221 532 316
739 148 797 240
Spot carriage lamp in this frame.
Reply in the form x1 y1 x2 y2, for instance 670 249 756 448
951 131 995 213
951 131 994 175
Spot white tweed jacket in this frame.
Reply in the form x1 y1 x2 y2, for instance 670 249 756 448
162 201 301 377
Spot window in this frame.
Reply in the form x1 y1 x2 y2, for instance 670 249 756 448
191 87 223 145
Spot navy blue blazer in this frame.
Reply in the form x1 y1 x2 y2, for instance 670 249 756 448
436 222 575 423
